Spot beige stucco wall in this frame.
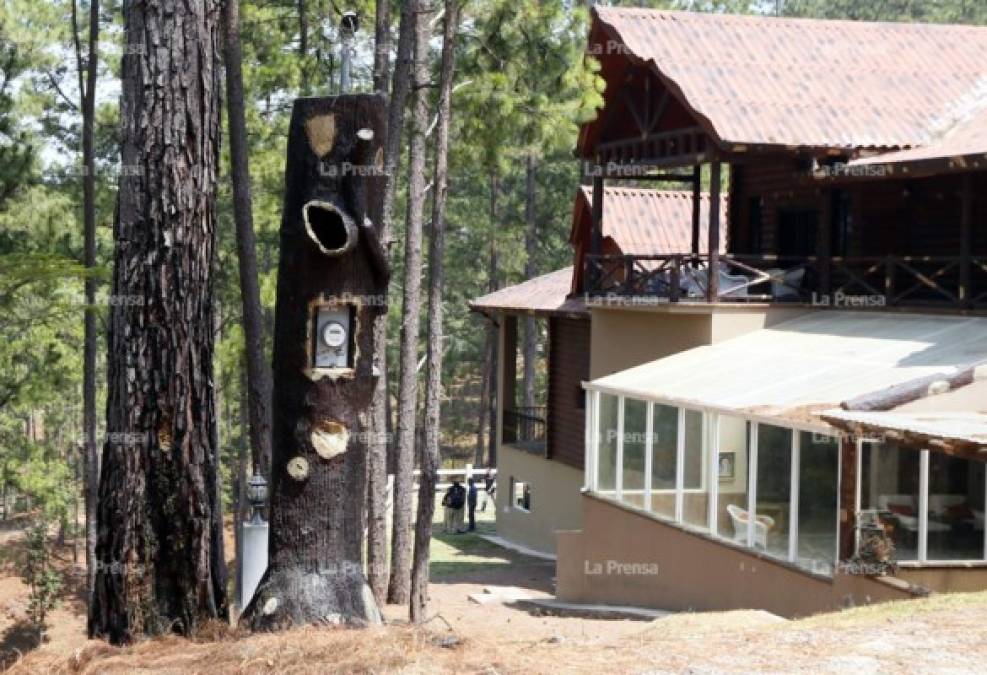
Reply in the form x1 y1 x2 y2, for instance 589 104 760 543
496 443 584 555
589 305 807 379
557 494 916 618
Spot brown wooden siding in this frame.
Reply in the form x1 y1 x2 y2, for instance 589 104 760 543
547 316 591 471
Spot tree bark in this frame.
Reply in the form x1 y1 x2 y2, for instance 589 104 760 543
368 0 417 605
477 171 501 467
239 95 387 630
297 0 309 94
522 155 537 409
388 0 431 606
223 0 273 477
72 0 100 607
235 367 249 609
410 0 458 624
89 0 227 644
372 0 390 94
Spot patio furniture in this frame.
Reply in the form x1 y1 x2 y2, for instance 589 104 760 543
764 267 805 300
726 503 775 549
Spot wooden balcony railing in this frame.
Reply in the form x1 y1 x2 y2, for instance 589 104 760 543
584 254 987 310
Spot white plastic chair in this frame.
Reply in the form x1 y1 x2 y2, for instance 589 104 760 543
726 503 774 549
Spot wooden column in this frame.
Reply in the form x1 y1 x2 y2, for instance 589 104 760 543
706 161 721 302
691 163 701 256
838 437 858 564
498 315 518 446
960 173 973 308
819 187 832 296
589 174 604 291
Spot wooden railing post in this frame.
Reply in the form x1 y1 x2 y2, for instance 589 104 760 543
669 256 681 303
707 161 722 302
884 256 895 305
960 173 973 308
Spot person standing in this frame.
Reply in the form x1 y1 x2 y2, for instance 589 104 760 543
481 470 496 512
467 477 478 531
442 479 466 534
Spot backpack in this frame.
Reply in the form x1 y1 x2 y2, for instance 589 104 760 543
448 485 465 509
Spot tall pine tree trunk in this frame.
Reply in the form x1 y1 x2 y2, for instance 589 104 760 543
367 0 415 604
89 0 227 644
411 0 458 623
72 0 100 605
388 0 431 605
223 0 273 477
476 172 500 467
522 156 537 409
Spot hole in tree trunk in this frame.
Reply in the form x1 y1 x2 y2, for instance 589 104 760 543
303 201 357 256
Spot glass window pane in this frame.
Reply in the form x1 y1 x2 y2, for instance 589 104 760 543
755 424 792 558
859 442 921 562
650 403 678 519
597 394 619 494
622 398 647 508
927 453 986 561
681 410 708 531
716 416 751 543
798 432 839 574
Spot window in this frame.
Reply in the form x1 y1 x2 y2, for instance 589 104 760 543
798 432 839 574
860 442 921 562
716 415 751 543
597 394 619 493
926 453 985 562
622 398 647 508
511 478 531 512
755 424 792 557
650 403 678 519
681 409 709 532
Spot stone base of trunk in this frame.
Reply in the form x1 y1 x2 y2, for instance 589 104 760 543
239 564 382 630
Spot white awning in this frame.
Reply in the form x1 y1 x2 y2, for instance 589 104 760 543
586 311 987 425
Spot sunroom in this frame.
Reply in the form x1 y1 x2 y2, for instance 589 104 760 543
583 312 987 577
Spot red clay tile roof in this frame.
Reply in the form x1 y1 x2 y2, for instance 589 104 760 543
469 267 587 317
590 7 987 151
573 186 726 256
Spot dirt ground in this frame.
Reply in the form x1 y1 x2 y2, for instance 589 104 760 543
4 513 987 674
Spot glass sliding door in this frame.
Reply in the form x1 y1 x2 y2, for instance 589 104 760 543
797 432 839 574
597 394 619 495
650 403 678 519
926 453 986 561
755 424 792 557
622 398 647 508
859 442 921 561
681 409 709 532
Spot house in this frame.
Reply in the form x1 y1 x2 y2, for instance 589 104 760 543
471 7 987 616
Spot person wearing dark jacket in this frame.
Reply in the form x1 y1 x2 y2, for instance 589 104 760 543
442 479 467 534
467 477 479 531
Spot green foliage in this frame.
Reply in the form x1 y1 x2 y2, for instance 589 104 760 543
19 516 64 644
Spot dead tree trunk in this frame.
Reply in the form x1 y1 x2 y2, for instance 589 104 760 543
410 0 459 623
89 0 227 644
367 0 417 604
388 0 431 606
522 155 537 410
239 95 388 630
223 0 273 477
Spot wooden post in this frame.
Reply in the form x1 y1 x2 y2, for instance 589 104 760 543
960 173 972 308
707 161 721 302
838 437 858 565
691 163 701 256
819 187 832 297
590 174 604 291
499 315 518 444
240 95 388 630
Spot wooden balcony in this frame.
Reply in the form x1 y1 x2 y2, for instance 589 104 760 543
502 406 547 454
584 253 987 310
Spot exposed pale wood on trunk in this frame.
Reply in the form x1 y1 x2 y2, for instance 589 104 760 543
239 95 387 629
842 361 987 412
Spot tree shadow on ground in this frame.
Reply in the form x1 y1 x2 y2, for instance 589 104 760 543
0 620 41 670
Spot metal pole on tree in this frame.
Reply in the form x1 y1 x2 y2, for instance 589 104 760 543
239 94 389 629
